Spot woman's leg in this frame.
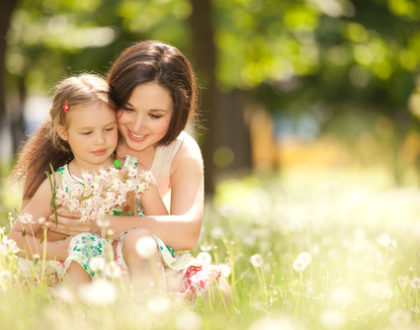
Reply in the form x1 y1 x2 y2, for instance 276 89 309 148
121 228 166 292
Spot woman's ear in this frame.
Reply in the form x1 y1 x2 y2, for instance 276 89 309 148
57 125 68 141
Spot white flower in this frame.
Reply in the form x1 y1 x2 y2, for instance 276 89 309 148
0 270 13 290
250 254 263 268
175 311 202 330
219 264 231 277
104 262 122 279
18 213 33 224
364 281 393 299
196 252 212 266
89 256 106 273
292 252 312 272
398 275 409 288
376 233 397 250
135 236 157 259
331 286 353 306
78 279 117 305
249 315 302 330
410 277 420 289
1 236 20 255
211 227 224 239
54 285 75 304
292 259 307 272
147 296 172 314
320 309 346 329
297 252 312 265
96 216 110 229
389 309 412 327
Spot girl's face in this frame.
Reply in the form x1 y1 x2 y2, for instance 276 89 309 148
117 82 173 154
58 101 118 170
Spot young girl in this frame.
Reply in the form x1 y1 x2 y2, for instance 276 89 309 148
10 73 166 285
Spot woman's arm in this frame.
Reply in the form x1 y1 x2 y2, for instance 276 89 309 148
48 136 204 251
107 135 203 249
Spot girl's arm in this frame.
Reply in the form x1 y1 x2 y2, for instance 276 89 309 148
48 136 203 251
10 178 70 260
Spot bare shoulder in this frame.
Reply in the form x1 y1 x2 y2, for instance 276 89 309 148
171 132 203 176
175 132 203 162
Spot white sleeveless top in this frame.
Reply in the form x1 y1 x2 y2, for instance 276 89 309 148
150 131 187 208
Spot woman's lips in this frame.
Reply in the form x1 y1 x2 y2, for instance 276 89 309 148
128 129 147 142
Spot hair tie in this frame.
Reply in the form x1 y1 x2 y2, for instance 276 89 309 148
63 99 69 112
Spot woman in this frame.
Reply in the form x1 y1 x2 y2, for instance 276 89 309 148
44 41 220 295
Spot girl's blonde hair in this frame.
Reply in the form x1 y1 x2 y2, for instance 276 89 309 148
12 74 116 200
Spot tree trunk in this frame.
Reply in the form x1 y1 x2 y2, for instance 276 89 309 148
0 0 18 130
189 0 220 196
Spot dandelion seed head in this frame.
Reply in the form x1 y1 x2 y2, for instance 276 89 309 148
147 296 171 314
78 279 117 305
135 236 157 259
389 309 412 327
364 281 393 299
331 286 353 306
249 315 303 330
103 262 121 279
211 226 224 240
175 310 202 330
219 264 231 277
18 213 33 224
297 252 312 265
89 256 106 273
200 243 212 252
96 216 110 229
410 277 420 289
250 254 263 268
320 309 346 329
196 252 212 266
292 259 307 272
54 286 75 304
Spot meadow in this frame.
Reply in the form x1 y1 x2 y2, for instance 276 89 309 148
1 165 420 330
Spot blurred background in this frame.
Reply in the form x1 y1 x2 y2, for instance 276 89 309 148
1 0 420 196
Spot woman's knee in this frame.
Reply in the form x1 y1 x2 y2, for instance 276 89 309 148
121 228 157 260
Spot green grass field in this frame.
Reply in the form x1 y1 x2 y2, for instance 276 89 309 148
1 166 420 329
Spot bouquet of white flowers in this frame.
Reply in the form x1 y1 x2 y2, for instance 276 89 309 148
52 157 155 222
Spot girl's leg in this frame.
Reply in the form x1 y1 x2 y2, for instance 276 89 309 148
121 228 166 292
64 261 91 285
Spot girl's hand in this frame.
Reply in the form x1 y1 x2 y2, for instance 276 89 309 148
45 208 96 236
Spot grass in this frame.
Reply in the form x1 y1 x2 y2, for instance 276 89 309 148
1 165 420 329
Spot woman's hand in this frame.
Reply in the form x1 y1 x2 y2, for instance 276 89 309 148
45 207 97 236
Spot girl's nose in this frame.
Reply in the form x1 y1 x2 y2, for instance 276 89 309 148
95 132 105 144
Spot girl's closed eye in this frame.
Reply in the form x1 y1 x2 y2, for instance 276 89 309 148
81 131 92 135
105 126 116 132
150 114 162 119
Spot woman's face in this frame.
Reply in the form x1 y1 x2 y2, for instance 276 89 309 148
117 82 173 153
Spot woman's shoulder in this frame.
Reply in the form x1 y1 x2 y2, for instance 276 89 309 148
176 131 202 161
171 131 203 175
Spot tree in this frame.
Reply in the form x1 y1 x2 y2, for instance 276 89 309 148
0 0 18 142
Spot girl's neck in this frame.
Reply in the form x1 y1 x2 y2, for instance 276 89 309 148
68 158 114 177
